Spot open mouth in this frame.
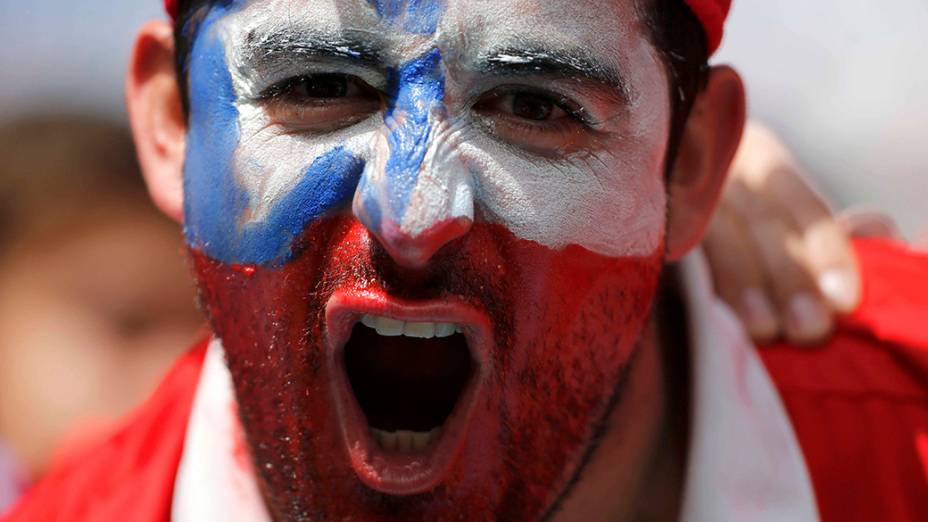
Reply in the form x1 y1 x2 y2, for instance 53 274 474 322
347 314 472 449
326 292 489 495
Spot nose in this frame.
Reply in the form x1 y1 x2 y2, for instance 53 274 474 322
354 185 474 268
353 49 473 269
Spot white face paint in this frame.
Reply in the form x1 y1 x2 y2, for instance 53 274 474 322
200 0 669 263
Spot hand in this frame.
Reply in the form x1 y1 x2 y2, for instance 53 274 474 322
703 123 862 345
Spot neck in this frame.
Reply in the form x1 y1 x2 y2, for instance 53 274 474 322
632 269 691 521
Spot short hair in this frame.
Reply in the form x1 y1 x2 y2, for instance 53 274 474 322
171 0 709 173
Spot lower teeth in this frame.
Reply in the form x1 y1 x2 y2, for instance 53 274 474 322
372 427 441 452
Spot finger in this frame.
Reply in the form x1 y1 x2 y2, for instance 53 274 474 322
758 167 862 313
802 219 862 313
704 204 780 343
838 209 902 239
746 215 833 346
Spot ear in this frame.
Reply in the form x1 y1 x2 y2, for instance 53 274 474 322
126 20 186 223
665 65 746 261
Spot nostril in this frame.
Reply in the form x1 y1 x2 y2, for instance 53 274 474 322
376 217 473 269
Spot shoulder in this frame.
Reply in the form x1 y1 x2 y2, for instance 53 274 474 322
760 239 928 522
2 339 208 522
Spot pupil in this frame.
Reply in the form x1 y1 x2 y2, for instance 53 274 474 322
512 93 553 121
299 74 348 98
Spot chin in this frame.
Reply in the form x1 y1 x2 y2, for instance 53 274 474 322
191 216 662 520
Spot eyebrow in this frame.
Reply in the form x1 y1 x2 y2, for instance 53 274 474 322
240 28 386 71
477 46 631 102
237 29 631 104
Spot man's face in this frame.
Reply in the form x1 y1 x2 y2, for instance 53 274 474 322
184 0 671 519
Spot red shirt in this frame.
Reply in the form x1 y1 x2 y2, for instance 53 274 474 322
4 239 927 521
1 342 206 522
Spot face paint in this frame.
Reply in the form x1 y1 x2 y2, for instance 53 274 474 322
353 47 464 267
368 0 444 34
183 0 671 519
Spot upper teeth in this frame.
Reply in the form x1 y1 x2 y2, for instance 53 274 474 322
360 314 461 339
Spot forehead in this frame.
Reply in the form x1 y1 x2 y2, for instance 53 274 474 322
218 0 650 67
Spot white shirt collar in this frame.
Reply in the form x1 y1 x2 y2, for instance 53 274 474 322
171 338 271 522
173 250 819 521
677 250 818 522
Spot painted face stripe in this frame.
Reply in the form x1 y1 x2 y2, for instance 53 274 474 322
354 47 448 240
367 0 444 34
184 4 363 266
239 148 364 265
183 4 246 264
384 48 445 223
187 1 662 264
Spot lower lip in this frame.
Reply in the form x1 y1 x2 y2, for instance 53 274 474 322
325 291 490 495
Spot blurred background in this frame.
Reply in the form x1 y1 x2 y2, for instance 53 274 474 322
0 1 204 509
718 0 928 242
0 0 924 510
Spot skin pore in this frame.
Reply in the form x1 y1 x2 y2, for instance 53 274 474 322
128 0 744 520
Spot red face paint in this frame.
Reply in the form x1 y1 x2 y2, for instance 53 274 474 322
192 215 662 520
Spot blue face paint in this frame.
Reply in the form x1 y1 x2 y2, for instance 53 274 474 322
183 5 364 266
183 4 246 263
384 48 446 222
367 0 444 34
239 148 364 264
356 48 446 236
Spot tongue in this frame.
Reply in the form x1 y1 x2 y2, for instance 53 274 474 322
345 324 472 432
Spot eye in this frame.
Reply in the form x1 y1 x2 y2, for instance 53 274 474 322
511 92 558 120
475 90 571 122
258 73 382 132
472 88 594 155
275 74 350 101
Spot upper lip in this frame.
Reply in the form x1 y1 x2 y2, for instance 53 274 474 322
324 288 491 495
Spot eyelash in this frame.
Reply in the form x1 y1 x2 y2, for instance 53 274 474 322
257 77 304 101
477 85 592 126
256 74 375 103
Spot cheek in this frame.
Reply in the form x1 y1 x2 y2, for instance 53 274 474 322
231 106 381 224
459 138 668 258
435 225 665 516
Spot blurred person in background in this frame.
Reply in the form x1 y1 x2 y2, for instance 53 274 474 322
0 116 203 510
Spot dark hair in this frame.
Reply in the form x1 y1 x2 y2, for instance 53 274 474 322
172 0 709 172
638 0 711 172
